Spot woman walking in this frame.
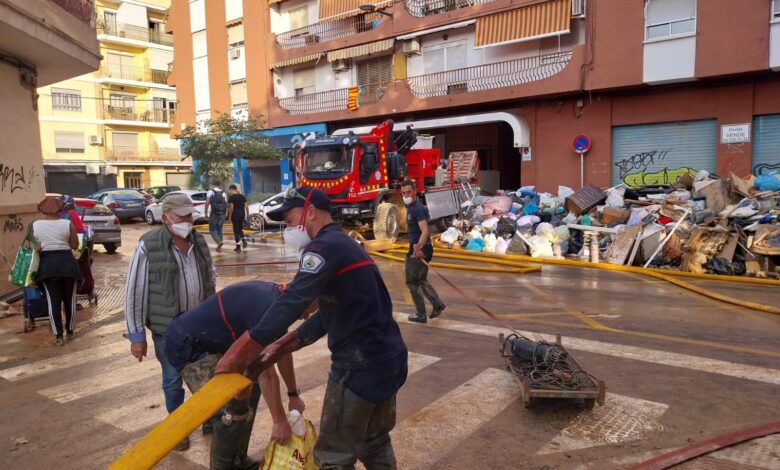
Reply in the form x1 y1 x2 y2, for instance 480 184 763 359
33 196 81 346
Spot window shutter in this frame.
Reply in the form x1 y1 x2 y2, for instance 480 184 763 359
112 133 139 152
646 0 695 24
293 68 315 90
227 23 244 46
230 81 248 106
192 30 208 58
288 6 309 30
54 132 85 151
357 56 392 85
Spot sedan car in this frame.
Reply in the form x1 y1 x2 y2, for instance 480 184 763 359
143 185 180 201
145 190 208 225
247 192 286 229
95 189 149 222
74 198 121 253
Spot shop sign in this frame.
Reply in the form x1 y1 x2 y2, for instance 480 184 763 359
720 123 750 144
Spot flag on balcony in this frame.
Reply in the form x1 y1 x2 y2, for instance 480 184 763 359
347 85 363 111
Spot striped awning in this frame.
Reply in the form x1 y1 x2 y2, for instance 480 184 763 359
319 0 392 21
327 39 394 62
475 0 571 48
269 0 284 4
270 53 323 69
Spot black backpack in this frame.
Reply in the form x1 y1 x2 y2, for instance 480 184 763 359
210 189 227 214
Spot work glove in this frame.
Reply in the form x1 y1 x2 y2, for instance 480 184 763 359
215 331 266 375
246 331 301 379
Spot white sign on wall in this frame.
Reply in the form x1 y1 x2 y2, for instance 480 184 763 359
720 123 751 144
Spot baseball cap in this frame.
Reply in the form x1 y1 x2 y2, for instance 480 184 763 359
162 193 197 216
267 186 331 222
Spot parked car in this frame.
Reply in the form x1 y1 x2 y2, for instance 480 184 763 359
74 198 121 253
86 188 124 200
247 192 286 229
145 190 208 225
94 189 149 222
143 185 180 201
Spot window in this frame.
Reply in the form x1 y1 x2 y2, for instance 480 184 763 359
230 80 248 107
124 172 143 189
774 0 780 19
288 6 309 31
293 68 315 96
357 56 392 86
190 0 206 32
51 88 82 111
54 132 85 153
225 0 243 22
106 53 134 79
227 23 244 48
103 11 117 35
109 93 136 109
112 132 139 158
192 30 208 58
422 42 467 74
645 0 696 40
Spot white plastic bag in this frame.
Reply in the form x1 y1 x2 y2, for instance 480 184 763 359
539 193 556 208
440 227 461 244
287 410 306 438
562 212 577 224
516 215 541 228
535 222 556 242
605 185 626 208
495 237 509 254
527 236 554 258
554 225 570 241
483 233 498 253
558 186 575 202
481 216 499 229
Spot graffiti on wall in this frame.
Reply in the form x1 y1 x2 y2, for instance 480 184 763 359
3 215 24 233
614 149 696 187
0 164 39 194
754 163 780 177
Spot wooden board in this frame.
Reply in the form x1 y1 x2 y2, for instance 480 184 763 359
564 184 607 216
701 178 732 214
605 225 642 265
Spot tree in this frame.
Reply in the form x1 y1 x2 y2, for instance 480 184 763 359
177 112 283 188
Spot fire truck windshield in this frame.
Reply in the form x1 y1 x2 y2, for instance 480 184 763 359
302 146 352 179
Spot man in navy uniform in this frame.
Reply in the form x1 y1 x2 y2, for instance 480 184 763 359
216 186 408 469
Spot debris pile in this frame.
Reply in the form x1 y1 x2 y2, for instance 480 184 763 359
442 170 780 278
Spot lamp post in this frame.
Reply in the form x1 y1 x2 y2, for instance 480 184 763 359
358 3 393 16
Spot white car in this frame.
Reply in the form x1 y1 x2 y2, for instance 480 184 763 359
145 190 208 225
247 192 286 229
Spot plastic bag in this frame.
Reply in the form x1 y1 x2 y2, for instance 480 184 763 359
466 238 484 252
481 216 499 229
554 225 570 241
440 227 461 244
507 234 528 255
483 233 497 253
755 173 780 191
538 193 556 208
605 186 626 208
260 418 318 470
527 236 554 258
9 226 34 287
522 202 540 215
535 223 556 242
495 237 509 254
481 196 513 216
516 215 540 228
562 212 577 225
496 218 517 239
558 186 575 202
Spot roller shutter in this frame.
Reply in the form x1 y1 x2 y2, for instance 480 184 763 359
752 114 780 176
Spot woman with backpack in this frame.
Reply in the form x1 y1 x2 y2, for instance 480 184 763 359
204 181 228 251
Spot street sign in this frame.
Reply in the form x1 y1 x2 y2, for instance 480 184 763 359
571 134 592 154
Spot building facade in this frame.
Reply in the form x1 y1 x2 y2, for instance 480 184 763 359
1 0 101 297
37 0 192 197
167 0 780 194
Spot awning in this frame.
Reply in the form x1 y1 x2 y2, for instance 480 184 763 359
270 53 323 70
327 39 394 62
269 0 284 4
475 0 571 48
319 0 392 21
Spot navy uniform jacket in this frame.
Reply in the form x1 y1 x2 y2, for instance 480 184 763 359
249 223 408 403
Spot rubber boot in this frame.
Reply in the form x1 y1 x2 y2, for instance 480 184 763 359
233 384 261 470
210 400 251 470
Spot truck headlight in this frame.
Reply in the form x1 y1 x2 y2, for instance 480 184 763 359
342 207 360 215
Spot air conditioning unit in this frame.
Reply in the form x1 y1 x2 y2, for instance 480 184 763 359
85 163 101 174
331 59 350 72
402 39 421 56
229 48 241 60
571 0 585 17
304 34 320 45
88 135 103 145
104 165 118 175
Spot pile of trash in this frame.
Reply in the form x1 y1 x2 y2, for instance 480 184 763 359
440 170 780 278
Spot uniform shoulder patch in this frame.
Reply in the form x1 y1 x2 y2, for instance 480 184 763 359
300 252 326 274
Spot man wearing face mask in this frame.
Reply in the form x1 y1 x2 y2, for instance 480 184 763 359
123 192 215 451
215 186 408 469
400 180 445 323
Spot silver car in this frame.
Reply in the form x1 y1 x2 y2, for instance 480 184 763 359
74 198 122 253
145 190 208 225
247 192 286 229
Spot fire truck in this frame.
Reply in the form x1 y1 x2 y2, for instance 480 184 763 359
291 120 479 240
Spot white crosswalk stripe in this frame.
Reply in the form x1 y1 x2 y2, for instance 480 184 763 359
0 339 128 381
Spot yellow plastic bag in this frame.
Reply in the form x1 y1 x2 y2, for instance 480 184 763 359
260 419 318 470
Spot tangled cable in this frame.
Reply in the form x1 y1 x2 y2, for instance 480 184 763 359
501 334 596 391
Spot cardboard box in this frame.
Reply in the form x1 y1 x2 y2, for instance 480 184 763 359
602 207 631 224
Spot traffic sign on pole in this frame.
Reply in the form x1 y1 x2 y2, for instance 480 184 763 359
571 134 592 154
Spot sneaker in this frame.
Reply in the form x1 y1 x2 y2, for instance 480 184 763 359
66 329 74 340
55 337 65 346
216 243 223 252
174 437 190 451
407 314 427 324
429 305 446 319
233 245 241 252
242 238 248 249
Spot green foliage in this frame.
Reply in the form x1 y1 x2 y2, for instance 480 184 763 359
177 112 282 188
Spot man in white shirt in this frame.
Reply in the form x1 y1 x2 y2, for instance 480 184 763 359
204 181 228 252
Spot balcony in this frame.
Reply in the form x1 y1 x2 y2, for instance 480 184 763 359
406 51 573 98
276 13 385 49
106 147 183 162
278 82 389 115
102 105 176 125
97 21 174 47
50 0 97 27
99 65 169 85
405 0 492 18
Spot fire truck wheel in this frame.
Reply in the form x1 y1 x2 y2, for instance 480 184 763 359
373 202 400 241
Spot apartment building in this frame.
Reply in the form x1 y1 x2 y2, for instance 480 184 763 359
1 0 100 296
37 0 192 197
168 0 780 194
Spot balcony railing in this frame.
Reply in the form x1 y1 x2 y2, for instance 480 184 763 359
98 21 174 46
405 0 494 17
406 51 573 98
276 13 384 49
278 82 388 115
99 65 170 85
50 0 97 27
103 105 176 124
107 147 183 162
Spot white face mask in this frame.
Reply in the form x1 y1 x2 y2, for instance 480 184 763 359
283 225 311 253
403 196 414 206
169 221 193 239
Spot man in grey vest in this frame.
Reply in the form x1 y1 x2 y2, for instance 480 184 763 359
124 192 215 451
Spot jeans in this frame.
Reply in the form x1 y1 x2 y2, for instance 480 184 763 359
405 254 444 317
208 213 226 245
152 332 185 414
